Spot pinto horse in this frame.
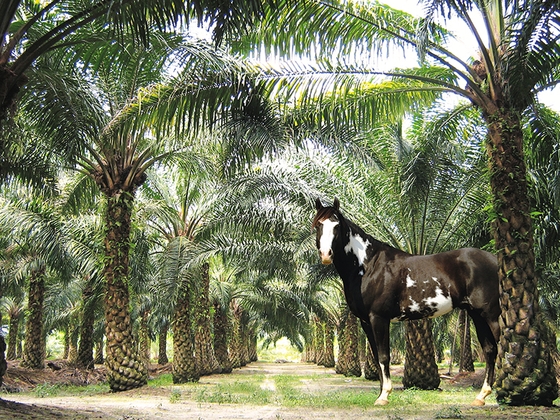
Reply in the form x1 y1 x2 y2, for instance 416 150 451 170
312 198 500 406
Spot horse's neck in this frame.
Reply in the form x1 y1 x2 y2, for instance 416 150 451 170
335 219 383 269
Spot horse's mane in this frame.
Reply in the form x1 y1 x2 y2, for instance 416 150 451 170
311 206 338 230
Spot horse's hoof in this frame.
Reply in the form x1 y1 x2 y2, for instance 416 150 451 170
374 399 390 406
471 398 485 406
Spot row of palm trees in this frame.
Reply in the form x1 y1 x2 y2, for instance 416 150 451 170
1 0 559 406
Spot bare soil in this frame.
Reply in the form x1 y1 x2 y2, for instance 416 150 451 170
1 360 559 419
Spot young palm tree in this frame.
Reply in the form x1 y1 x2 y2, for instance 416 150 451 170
1 296 24 360
0 184 73 369
245 0 559 405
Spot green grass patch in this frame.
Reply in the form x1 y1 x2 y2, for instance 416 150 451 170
195 380 274 405
147 373 173 387
33 382 110 398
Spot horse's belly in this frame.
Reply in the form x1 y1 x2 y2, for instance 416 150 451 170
391 285 454 321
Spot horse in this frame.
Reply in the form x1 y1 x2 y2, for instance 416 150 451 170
312 198 500 406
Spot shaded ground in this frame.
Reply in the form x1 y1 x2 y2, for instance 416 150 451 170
1 360 559 419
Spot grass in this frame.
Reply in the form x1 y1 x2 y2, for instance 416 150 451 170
33 382 110 398
139 364 560 419
15 360 560 419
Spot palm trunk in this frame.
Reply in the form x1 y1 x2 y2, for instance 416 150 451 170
304 323 316 363
402 319 440 390
486 111 558 405
315 319 326 366
458 310 474 373
21 268 46 369
67 317 79 365
336 308 361 377
0 66 27 121
335 312 347 374
213 301 232 373
230 300 242 369
139 309 150 371
239 311 250 366
323 321 335 368
6 312 20 360
103 194 147 391
249 333 258 362
172 278 199 383
158 323 169 365
93 339 104 365
63 326 70 360
194 263 220 375
363 334 379 381
0 336 6 388
77 279 95 369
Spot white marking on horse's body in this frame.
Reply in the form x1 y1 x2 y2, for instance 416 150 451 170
409 299 421 313
406 274 416 288
424 286 453 317
344 229 370 266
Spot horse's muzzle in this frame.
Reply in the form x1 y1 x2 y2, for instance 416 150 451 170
320 251 333 265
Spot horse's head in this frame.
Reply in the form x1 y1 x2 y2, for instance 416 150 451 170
312 197 342 265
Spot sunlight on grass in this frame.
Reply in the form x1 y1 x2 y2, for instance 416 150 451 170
144 362 557 418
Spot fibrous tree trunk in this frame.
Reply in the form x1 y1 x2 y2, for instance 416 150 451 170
77 279 95 370
323 321 335 368
0 336 6 388
172 278 199 383
213 301 232 373
486 112 558 405
94 339 104 365
21 268 46 369
158 323 169 365
303 323 316 363
314 318 326 366
6 312 20 360
402 319 440 390
230 300 242 369
239 311 250 366
364 343 379 381
0 66 27 121
194 263 220 375
336 308 361 377
67 317 79 365
458 310 474 373
103 194 147 391
139 309 150 371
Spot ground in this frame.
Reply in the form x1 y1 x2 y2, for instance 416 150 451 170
1 360 559 419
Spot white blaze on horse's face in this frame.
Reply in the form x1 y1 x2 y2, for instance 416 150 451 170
318 219 339 264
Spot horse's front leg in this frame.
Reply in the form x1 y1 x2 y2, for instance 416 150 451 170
370 315 392 405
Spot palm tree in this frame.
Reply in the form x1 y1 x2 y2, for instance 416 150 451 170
1 296 24 360
0 0 277 124
0 184 73 369
244 0 560 405
17 17 271 387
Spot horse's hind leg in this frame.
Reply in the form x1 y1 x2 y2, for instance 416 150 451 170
468 310 499 406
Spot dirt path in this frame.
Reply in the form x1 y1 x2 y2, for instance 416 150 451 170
2 362 560 419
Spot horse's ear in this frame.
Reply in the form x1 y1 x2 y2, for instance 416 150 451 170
315 197 323 210
333 197 340 211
